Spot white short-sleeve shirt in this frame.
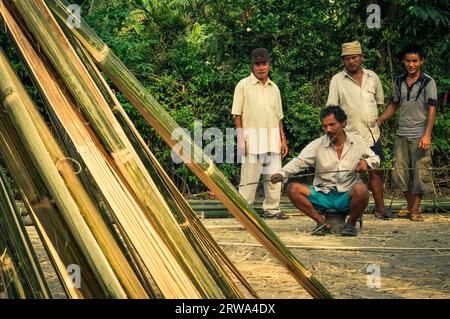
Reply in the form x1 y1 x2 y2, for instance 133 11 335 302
326 68 384 146
232 73 284 154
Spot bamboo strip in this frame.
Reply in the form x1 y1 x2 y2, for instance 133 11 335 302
46 0 332 298
0 4 150 298
218 242 450 251
11 0 230 298
0 166 51 298
0 249 26 299
0 47 127 298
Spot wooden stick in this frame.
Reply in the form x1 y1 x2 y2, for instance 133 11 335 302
218 242 450 252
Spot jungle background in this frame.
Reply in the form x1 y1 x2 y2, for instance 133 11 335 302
1 0 449 194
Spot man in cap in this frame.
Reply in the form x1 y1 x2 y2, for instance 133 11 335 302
326 40 389 219
232 48 289 219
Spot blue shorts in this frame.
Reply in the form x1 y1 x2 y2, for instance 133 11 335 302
307 186 350 213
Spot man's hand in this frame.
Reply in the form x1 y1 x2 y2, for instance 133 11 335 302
235 117 247 157
237 139 247 157
281 138 288 158
355 159 369 173
271 173 284 184
376 118 383 127
419 135 431 150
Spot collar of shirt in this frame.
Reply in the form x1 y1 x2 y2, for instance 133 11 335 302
324 133 356 160
342 67 372 82
399 70 425 88
250 72 273 86
324 133 355 148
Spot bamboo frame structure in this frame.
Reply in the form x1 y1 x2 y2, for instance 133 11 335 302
8 0 227 299
0 46 129 298
0 167 51 299
0 0 334 299
1 0 250 299
75 40 256 298
44 0 332 298
0 3 152 299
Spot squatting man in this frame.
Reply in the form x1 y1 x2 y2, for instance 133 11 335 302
271 106 380 236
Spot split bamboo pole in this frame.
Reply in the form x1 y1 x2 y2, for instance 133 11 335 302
0 112 101 299
0 47 127 298
0 4 150 298
46 0 332 298
6 0 232 298
0 166 51 298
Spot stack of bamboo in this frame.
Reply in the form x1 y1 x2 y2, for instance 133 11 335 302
188 199 450 218
0 0 332 299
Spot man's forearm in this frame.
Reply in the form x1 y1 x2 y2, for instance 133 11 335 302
235 115 244 139
378 101 398 124
279 120 286 141
234 115 242 129
424 105 437 137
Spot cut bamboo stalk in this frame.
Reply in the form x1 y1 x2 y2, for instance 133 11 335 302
45 0 332 298
73 38 254 298
0 166 51 298
0 249 27 299
11 0 230 299
0 4 150 299
0 112 98 299
0 47 127 298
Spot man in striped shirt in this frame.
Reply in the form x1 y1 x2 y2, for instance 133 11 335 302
377 44 437 222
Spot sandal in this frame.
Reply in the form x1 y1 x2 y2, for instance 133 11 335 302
397 209 411 218
375 212 396 220
341 223 358 236
264 211 289 220
410 213 424 222
311 223 331 236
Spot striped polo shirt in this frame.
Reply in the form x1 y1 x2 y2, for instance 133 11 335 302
393 72 437 138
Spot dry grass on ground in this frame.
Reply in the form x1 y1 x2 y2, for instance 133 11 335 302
25 213 449 299
204 214 450 299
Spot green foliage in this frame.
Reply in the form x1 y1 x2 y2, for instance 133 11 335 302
283 84 322 157
0 30 47 114
81 0 449 193
2 0 449 193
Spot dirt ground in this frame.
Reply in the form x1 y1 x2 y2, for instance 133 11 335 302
25 212 449 299
202 213 450 299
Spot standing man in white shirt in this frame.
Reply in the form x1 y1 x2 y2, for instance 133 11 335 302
232 48 289 219
326 41 389 219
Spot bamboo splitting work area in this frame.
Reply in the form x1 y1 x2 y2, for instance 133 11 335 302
0 0 331 298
